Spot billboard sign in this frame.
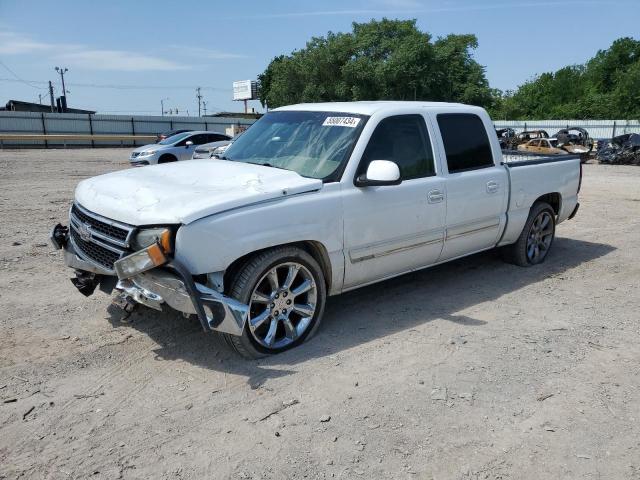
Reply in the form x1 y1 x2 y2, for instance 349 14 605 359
233 80 257 101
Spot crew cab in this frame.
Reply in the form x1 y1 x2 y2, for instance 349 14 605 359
51 102 581 358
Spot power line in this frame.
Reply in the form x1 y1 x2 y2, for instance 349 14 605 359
0 61 48 90
0 77 230 91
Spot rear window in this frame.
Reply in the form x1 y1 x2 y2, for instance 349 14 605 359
437 113 494 173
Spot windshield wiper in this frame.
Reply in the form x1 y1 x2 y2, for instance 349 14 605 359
250 161 288 171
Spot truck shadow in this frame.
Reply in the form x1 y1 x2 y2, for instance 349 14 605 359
112 237 614 386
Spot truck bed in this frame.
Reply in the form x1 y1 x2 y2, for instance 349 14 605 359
501 150 581 167
498 150 581 247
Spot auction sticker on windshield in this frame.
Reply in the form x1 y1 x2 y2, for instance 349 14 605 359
322 116 361 128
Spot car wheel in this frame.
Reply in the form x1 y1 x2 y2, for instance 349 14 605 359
223 246 326 359
158 154 177 164
502 201 556 267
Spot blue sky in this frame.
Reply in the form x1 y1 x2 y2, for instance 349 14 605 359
0 0 638 115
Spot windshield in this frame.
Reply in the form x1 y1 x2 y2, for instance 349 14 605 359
159 132 191 145
223 111 367 180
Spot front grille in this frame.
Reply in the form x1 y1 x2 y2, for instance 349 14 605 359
70 228 123 270
71 204 129 242
69 204 136 272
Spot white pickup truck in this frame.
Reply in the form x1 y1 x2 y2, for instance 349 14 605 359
51 102 581 358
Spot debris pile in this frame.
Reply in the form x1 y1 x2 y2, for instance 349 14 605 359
597 133 640 165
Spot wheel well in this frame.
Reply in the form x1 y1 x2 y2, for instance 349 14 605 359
158 154 177 163
534 193 561 215
222 241 333 294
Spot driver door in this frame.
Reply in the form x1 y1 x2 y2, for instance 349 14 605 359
177 134 206 160
342 114 446 289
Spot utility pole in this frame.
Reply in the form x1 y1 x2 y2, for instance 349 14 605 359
202 100 207 116
38 94 43 104
196 87 202 117
161 97 169 116
54 66 69 97
48 81 55 112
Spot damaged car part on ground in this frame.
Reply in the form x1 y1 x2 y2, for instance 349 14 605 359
597 133 640 165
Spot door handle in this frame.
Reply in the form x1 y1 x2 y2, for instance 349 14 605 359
486 181 499 194
428 190 444 203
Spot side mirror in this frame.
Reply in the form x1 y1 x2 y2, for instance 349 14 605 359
355 160 401 187
185 140 194 147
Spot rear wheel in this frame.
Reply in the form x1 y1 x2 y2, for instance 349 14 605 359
223 247 326 359
502 202 556 267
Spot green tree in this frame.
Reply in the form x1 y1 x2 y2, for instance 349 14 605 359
258 19 493 109
491 37 640 120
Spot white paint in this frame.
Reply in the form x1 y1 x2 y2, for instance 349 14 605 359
71 101 581 295
75 160 322 226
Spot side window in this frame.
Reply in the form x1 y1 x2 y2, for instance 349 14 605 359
437 113 494 173
358 115 435 180
208 133 227 142
191 134 209 145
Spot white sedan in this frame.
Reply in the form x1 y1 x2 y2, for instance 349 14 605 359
129 131 231 166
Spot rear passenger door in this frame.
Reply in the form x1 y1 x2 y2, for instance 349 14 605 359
432 112 508 260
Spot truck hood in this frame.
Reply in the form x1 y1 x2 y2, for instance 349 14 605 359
74 160 323 225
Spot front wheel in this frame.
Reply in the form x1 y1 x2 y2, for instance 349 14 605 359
502 202 556 267
223 247 326 359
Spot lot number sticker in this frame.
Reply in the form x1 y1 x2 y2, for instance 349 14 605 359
322 116 361 128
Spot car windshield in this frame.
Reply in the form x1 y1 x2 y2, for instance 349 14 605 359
159 132 191 145
223 111 368 180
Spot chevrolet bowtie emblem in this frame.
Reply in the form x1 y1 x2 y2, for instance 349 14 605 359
78 223 92 242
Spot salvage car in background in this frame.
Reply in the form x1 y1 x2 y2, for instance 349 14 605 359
501 129 550 150
191 138 233 160
518 138 569 155
597 133 640 165
129 131 230 165
51 102 581 359
496 128 516 149
192 132 245 160
155 129 192 143
554 127 594 152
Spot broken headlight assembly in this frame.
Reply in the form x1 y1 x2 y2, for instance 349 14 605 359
114 227 174 280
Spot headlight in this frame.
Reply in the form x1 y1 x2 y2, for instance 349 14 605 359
114 228 174 280
139 150 157 157
131 227 173 250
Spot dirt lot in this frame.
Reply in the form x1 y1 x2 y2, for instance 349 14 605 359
0 148 639 480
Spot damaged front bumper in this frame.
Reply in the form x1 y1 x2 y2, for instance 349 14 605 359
49 223 249 336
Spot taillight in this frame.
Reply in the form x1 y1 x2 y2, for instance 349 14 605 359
577 162 583 193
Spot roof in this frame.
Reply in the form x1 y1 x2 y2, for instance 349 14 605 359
275 101 472 116
2 99 96 114
205 112 263 119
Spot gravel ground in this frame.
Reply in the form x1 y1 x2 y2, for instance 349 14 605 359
0 148 639 480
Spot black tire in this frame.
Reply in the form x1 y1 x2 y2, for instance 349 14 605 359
222 246 327 359
502 201 556 267
158 154 177 164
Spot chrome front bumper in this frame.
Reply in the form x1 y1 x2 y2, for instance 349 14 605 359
117 268 249 336
51 224 249 336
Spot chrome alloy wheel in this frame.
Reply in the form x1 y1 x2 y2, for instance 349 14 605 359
526 210 554 263
247 262 318 349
